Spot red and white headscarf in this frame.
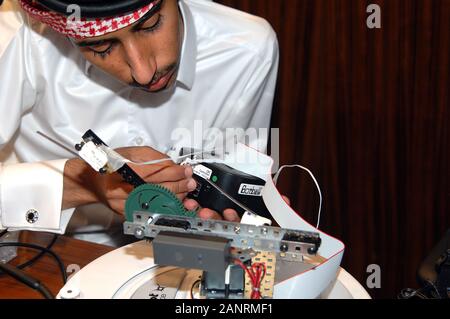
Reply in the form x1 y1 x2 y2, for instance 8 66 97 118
19 0 160 39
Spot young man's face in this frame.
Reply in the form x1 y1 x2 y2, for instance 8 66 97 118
74 0 182 92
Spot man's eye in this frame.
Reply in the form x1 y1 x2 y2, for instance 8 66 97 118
91 44 115 58
140 15 163 33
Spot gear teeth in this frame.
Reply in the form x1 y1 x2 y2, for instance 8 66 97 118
125 183 195 220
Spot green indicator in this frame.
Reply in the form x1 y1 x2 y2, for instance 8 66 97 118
212 176 219 183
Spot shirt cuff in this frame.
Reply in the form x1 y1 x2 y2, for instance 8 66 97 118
0 160 74 234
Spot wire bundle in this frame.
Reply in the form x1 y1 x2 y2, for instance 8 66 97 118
0 232 66 299
235 259 266 299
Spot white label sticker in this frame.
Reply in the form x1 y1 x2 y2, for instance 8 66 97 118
78 141 108 172
238 183 264 197
193 164 213 180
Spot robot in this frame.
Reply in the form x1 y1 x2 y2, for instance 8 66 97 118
57 130 367 299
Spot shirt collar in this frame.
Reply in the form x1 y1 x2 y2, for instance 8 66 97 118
176 0 197 90
83 0 197 91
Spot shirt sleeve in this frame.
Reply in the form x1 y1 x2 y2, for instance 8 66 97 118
0 1 74 234
0 160 75 234
222 20 280 153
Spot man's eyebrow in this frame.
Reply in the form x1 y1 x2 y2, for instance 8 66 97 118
131 0 163 31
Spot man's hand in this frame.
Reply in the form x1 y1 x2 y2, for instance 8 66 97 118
62 146 197 215
183 198 241 222
183 195 291 222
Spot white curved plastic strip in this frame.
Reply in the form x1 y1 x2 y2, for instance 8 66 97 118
221 143 345 299
264 180 345 299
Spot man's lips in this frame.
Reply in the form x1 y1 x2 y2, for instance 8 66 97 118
148 68 176 92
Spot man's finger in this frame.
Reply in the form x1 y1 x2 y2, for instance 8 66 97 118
184 198 200 211
160 178 197 195
176 192 188 201
142 165 191 183
197 208 223 221
223 209 241 222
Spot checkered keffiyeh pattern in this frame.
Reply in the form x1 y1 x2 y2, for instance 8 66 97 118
19 0 159 39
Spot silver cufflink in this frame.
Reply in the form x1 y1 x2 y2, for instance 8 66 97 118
26 209 39 224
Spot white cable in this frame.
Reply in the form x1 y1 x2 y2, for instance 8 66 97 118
37 129 226 169
109 147 206 165
100 145 223 168
273 165 323 229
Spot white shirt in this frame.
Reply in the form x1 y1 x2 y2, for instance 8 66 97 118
0 0 279 234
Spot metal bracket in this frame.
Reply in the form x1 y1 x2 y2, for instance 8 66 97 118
124 212 321 261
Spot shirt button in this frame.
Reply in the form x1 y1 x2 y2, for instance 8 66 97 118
134 137 144 146
26 209 39 224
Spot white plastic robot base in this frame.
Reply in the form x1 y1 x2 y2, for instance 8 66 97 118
58 240 370 299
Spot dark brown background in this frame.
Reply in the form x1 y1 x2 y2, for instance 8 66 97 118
216 0 449 298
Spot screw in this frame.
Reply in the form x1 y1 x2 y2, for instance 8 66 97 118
134 228 145 239
75 143 84 151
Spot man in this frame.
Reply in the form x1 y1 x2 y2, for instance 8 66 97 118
0 0 279 243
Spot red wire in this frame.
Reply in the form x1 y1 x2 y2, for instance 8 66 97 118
235 259 266 299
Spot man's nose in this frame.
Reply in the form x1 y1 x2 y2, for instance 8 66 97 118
123 40 156 85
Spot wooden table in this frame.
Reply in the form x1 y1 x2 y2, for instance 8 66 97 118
0 231 114 299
